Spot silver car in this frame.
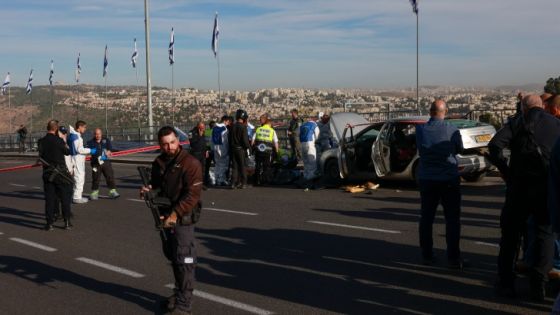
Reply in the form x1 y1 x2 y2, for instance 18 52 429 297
319 113 496 184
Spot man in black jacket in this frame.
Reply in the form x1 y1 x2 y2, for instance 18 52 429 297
489 94 560 301
188 122 207 189
38 120 73 231
229 109 251 189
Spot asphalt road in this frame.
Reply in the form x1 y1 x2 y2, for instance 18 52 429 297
0 158 556 315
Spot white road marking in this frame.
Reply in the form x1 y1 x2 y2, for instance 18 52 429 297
475 241 499 248
32 186 42 190
307 221 401 234
165 284 274 315
127 198 144 203
75 257 145 278
10 238 57 252
0 232 4 235
204 207 259 216
9 183 26 187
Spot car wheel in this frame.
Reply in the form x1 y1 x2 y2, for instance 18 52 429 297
462 171 486 182
324 159 342 187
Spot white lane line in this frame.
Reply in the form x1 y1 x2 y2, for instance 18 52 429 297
165 284 274 315
307 221 401 234
75 257 145 278
127 198 144 203
10 237 57 252
32 186 42 190
204 207 259 216
9 183 26 187
0 232 4 235
475 241 499 248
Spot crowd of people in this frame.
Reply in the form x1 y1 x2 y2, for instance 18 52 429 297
416 94 560 305
189 108 334 190
38 119 120 230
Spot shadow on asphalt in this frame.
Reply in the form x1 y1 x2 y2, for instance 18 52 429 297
0 206 46 230
195 227 552 315
313 207 500 230
0 256 166 314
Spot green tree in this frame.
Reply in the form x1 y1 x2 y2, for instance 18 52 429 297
545 76 560 94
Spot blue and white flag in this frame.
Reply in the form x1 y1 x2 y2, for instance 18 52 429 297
1 72 10 95
131 38 138 68
212 12 219 57
169 28 175 65
103 45 108 78
25 69 33 95
49 60 54 86
409 0 418 15
76 53 81 83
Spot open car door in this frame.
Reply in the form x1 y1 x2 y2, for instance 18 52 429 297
339 125 357 179
372 123 391 177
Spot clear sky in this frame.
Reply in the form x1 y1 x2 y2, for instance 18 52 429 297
0 0 558 90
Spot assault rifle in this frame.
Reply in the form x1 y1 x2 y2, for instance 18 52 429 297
38 158 75 185
137 166 173 241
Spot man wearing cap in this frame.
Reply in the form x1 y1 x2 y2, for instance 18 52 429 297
86 128 120 200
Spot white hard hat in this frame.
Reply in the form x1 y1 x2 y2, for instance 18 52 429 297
318 112 324 119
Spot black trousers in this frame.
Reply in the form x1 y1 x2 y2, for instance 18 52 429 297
191 152 206 182
255 152 272 185
43 174 73 224
498 181 553 286
419 178 461 261
91 161 116 190
163 224 196 312
231 148 247 186
289 136 301 161
204 151 213 185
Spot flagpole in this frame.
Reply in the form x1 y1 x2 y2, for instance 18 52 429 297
76 82 80 121
8 85 11 132
217 54 222 110
136 66 140 135
416 7 419 113
172 63 175 126
51 84 54 119
30 93 33 139
144 0 154 135
105 77 108 135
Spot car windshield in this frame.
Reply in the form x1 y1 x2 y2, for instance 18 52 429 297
357 128 379 144
447 119 488 129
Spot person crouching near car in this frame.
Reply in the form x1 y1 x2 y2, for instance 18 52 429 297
416 100 465 269
86 128 120 200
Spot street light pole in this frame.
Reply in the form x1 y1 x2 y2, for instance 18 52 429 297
144 0 154 135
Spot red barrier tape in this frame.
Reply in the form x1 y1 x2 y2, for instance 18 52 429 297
0 141 188 173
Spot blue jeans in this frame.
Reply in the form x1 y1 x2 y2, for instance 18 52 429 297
419 178 461 261
523 217 560 270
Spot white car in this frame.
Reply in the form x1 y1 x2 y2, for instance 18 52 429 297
319 113 496 184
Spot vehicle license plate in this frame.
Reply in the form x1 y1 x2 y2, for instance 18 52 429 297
475 134 492 143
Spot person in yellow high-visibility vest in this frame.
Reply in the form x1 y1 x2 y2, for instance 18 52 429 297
251 114 279 185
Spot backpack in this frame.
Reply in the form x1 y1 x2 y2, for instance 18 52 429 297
509 115 549 180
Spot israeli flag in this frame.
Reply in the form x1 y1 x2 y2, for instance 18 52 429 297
410 0 418 14
169 28 175 65
131 38 138 68
25 69 33 95
76 53 81 83
212 12 219 57
49 60 54 86
1 72 9 95
103 45 108 78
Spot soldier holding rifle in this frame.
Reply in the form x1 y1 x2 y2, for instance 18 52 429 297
139 126 203 315
38 120 74 231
